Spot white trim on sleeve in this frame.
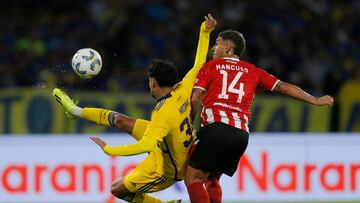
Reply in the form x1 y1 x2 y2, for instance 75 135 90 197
270 80 280 91
193 86 207 92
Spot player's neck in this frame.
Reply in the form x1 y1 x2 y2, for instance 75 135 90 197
155 87 172 100
224 54 239 59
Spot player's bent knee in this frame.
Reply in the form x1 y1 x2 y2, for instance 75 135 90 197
111 178 132 199
111 179 122 197
185 165 208 186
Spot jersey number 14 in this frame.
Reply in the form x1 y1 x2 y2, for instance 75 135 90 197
218 70 245 103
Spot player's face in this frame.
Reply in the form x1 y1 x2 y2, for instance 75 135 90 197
212 37 228 59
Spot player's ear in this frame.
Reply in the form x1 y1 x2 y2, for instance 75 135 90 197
224 40 235 55
224 42 232 55
149 77 158 89
154 79 160 89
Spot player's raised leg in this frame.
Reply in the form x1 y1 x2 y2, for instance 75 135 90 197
53 88 79 119
53 88 148 140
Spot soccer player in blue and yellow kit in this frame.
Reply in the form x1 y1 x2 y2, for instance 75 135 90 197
53 14 217 203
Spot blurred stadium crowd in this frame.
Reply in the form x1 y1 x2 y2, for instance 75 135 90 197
0 0 359 95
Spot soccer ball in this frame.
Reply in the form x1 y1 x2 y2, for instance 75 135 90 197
71 48 102 79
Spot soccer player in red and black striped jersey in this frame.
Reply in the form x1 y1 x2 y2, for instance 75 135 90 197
184 30 334 203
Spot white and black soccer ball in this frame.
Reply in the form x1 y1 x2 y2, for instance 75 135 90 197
71 48 102 79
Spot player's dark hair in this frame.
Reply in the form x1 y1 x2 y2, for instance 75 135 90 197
218 30 246 57
148 59 179 87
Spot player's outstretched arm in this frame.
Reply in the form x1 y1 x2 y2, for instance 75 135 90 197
90 135 157 156
192 14 217 69
272 81 334 106
182 14 216 92
52 88 138 134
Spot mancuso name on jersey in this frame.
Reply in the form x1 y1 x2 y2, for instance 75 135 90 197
194 57 279 132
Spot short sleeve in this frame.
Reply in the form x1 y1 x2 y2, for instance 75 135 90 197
143 110 170 141
193 62 211 91
257 68 279 91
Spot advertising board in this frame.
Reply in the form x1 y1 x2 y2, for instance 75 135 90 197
0 134 359 202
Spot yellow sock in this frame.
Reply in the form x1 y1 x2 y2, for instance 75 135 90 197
131 193 162 203
82 107 115 127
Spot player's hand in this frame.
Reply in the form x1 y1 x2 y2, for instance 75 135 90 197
90 137 107 149
204 13 217 30
314 95 334 106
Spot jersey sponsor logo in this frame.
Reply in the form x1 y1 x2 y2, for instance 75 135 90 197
213 102 243 112
178 100 189 114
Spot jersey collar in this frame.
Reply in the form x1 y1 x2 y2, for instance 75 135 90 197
157 93 172 102
222 57 240 61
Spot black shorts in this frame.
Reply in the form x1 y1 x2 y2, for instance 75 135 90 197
188 122 249 177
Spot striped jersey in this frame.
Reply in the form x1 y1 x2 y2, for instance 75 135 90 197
194 57 279 132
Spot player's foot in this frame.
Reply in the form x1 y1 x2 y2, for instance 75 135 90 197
53 88 78 119
165 200 181 203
